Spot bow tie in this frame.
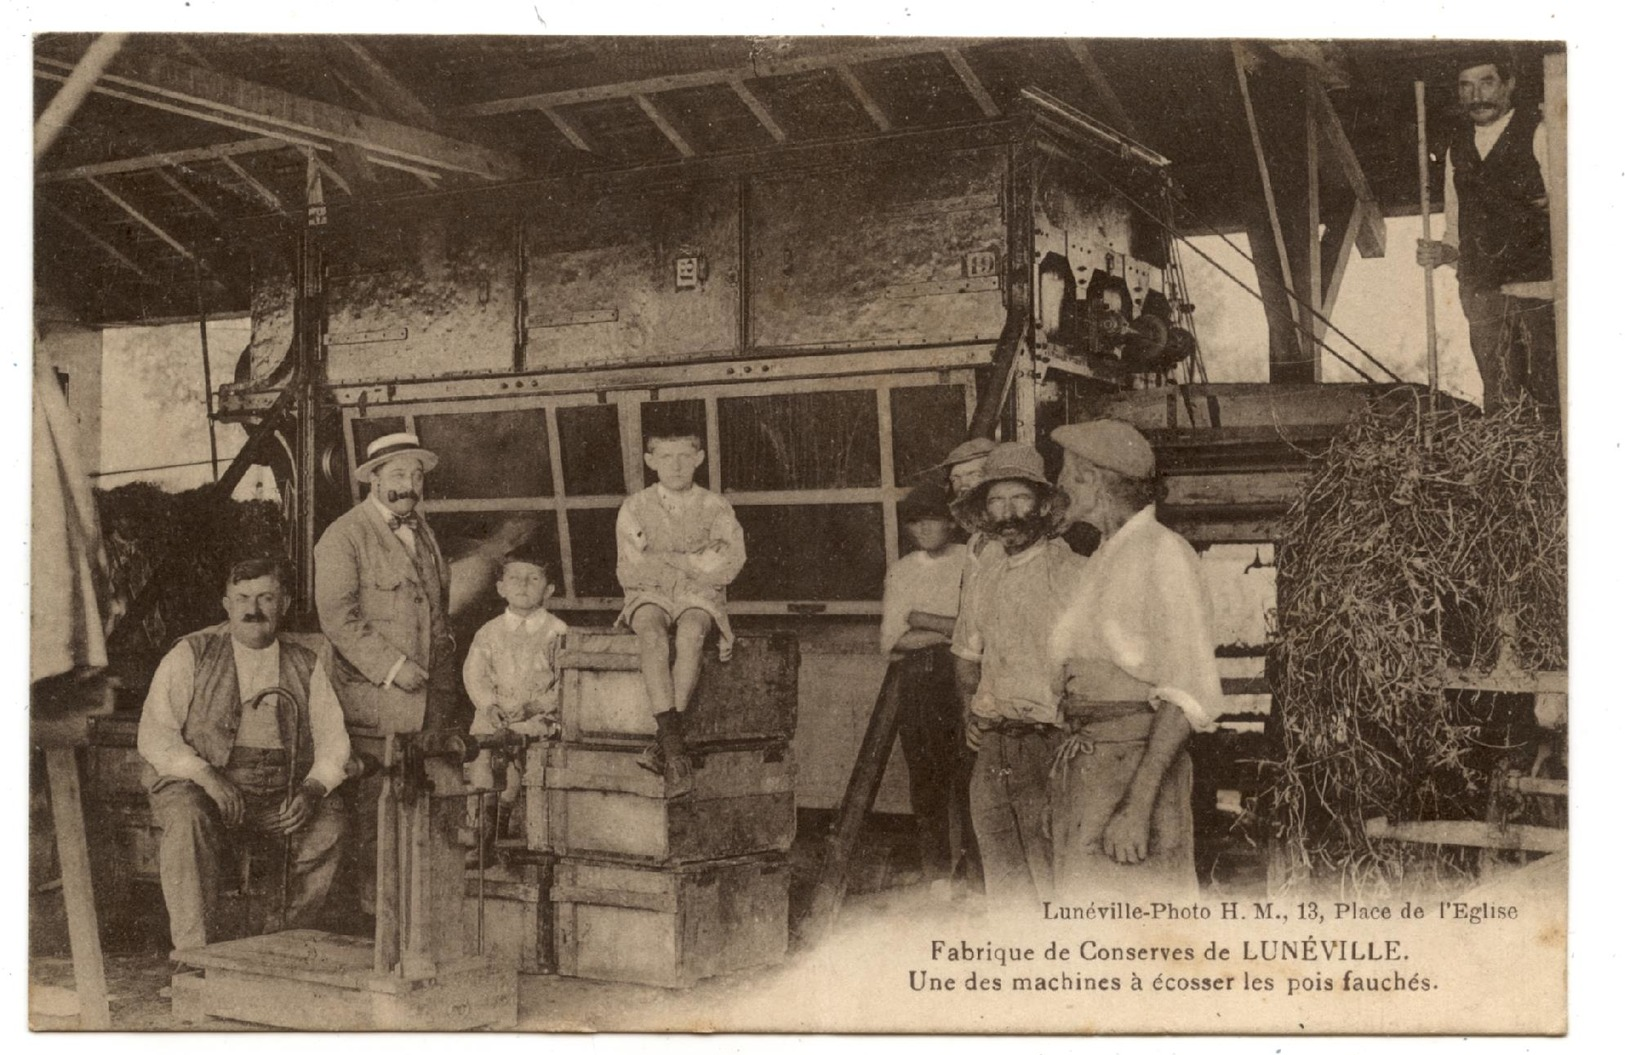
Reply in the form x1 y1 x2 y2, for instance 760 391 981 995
388 513 420 532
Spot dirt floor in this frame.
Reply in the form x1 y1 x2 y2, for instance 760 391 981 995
29 805 1270 1031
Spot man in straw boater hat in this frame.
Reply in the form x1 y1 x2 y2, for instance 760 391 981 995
315 432 457 916
948 442 1085 910
1046 420 1223 899
315 432 458 736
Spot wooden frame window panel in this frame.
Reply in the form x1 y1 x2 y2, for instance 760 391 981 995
340 367 977 615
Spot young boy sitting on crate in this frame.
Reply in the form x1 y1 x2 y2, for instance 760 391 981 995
462 546 569 861
615 427 747 784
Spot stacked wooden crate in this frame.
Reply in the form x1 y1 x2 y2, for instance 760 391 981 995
519 627 800 988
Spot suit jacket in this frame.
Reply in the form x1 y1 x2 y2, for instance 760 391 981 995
314 498 450 734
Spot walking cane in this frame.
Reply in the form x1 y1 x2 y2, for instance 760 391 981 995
245 686 301 932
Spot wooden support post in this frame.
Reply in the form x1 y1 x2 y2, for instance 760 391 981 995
43 748 112 1029
1304 68 1323 379
803 663 905 940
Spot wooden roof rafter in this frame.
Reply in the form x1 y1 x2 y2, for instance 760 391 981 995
34 52 526 181
449 40 984 118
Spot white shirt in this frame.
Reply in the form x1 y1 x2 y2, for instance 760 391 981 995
137 636 352 794
370 491 418 553
1048 506 1223 733
879 544 967 655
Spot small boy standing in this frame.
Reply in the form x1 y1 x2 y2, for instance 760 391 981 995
616 429 746 782
463 548 569 858
880 482 968 887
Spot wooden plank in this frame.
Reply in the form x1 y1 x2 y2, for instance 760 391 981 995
1365 816 1566 855
834 64 891 132
36 53 524 181
1061 40 1141 139
1443 668 1567 694
542 107 595 152
1546 50 1567 446
454 41 960 117
633 94 695 158
1304 69 1323 379
1310 81 1386 258
153 167 219 219
1162 470 1307 508
1231 44 1304 363
943 48 1000 117
85 176 196 260
35 33 128 163
38 198 151 277
213 152 283 210
1318 199 1365 333
803 662 905 940
730 78 787 143
1505 776 1567 798
329 38 440 128
44 748 112 1030
37 136 289 183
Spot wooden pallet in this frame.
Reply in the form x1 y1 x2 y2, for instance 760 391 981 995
170 930 516 1031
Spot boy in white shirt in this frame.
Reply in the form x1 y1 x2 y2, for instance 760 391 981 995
880 482 967 885
616 429 746 784
463 548 569 858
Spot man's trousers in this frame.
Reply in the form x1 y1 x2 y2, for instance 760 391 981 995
149 747 347 951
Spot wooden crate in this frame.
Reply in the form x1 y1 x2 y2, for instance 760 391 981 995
552 853 789 989
463 852 556 975
521 741 795 864
556 628 798 745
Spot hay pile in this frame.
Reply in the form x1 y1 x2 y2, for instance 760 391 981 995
1264 394 1565 891
96 482 286 655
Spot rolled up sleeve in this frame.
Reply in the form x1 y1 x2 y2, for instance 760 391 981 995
305 657 353 794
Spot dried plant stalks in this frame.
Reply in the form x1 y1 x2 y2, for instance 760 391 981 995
1263 394 1565 892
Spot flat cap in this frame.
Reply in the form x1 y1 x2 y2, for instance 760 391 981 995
932 437 997 471
1050 420 1156 480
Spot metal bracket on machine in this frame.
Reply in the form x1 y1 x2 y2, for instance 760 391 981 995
323 328 410 347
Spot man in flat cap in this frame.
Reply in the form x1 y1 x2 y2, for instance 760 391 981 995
315 432 457 914
949 442 1085 910
1047 420 1223 898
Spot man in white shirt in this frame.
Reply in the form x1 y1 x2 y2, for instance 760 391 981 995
138 558 351 951
1416 48 1557 413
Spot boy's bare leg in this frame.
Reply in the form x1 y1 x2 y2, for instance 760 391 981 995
671 609 714 714
630 605 675 714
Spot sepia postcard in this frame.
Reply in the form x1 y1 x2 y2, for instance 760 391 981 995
22 2 1596 1040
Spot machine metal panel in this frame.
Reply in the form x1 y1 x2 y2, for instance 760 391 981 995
747 146 1009 351
522 180 739 369
323 210 519 383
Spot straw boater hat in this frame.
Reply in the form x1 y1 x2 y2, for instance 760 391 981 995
950 442 1070 536
1049 420 1156 479
356 432 439 477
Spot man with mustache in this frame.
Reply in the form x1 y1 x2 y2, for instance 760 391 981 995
315 433 456 917
138 557 352 950
315 432 456 735
948 442 1085 910
1415 47 1557 413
